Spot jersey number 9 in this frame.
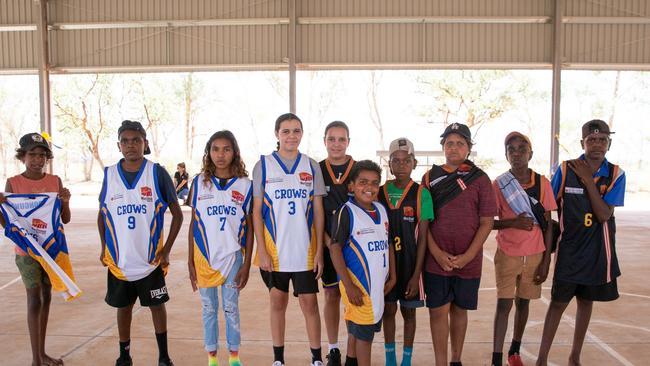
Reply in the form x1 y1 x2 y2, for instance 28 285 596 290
127 216 136 229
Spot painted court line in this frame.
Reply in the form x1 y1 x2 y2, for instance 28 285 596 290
0 276 21 291
483 251 635 366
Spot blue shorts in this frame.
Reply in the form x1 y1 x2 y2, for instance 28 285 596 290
346 320 382 342
423 272 480 310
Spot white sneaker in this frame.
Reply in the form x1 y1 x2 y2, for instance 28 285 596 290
311 361 324 366
272 362 284 366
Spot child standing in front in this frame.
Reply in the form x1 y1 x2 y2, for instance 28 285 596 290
0 132 70 366
328 160 397 366
379 138 433 366
188 130 254 366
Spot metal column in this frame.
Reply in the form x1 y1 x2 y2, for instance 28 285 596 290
37 0 53 172
550 0 563 174
288 0 296 113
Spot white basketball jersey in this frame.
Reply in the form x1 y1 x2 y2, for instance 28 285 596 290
340 200 390 325
191 175 252 287
260 152 316 272
100 159 167 281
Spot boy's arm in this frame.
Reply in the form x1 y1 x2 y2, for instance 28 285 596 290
0 180 11 227
453 216 494 269
493 213 534 231
384 243 397 295
57 177 71 224
312 195 325 279
568 159 614 223
330 242 363 306
405 220 429 299
156 201 183 267
534 210 554 284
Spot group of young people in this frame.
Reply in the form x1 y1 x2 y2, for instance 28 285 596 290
0 115 625 366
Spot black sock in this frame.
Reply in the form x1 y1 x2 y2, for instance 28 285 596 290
119 340 130 359
345 356 358 366
508 340 521 356
155 332 169 360
492 352 503 366
273 346 285 363
311 347 322 362
450 362 463 366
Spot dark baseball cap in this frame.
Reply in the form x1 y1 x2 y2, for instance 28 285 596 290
582 119 614 139
19 133 51 153
440 123 472 143
118 120 151 155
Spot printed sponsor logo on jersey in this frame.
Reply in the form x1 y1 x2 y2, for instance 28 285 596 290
150 286 168 299
565 187 584 195
403 206 415 217
231 190 245 205
31 218 48 230
110 194 124 201
266 177 284 184
356 227 375 236
299 172 313 185
198 194 214 201
140 186 153 202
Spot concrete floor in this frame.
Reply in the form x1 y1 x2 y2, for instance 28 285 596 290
1 208 649 366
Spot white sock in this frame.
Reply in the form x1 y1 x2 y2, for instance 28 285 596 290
328 343 339 352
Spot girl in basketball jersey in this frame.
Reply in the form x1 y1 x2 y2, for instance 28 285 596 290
188 130 254 366
0 133 70 366
252 113 326 366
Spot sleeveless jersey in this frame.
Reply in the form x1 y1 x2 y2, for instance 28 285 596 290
191 175 252 287
260 152 317 272
555 161 621 285
1 193 81 300
99 159 168 281
339 200 390 325
378 180 424 301
320 158 355 237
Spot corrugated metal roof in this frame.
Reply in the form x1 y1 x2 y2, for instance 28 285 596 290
1 0 650 72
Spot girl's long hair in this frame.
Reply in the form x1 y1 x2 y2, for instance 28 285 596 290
201 130 248 185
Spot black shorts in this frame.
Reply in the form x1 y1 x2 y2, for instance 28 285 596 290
346 320 382 342
551 278 619 303
321 246 339 288
260 270 319 296
105 266 169 308
424 272 481 310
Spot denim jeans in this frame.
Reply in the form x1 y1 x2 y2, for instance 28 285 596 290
199 251 242 352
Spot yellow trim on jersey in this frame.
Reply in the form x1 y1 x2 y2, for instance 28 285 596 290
340 274 375 325
193 242 227 287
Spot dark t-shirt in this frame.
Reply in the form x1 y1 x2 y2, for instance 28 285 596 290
424 174 496 279
320 158 354 237
99 160 177 206
330 202 378 246
174 171 189 191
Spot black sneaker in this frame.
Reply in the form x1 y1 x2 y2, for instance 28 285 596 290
115 355 133 366
326 348 342 366
158 357 174 366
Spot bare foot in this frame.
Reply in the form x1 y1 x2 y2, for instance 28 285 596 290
42 354 64 366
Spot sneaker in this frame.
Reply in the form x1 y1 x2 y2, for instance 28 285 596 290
507 353 524 366
311 361 324 366
159 357 175 366
272 362 284 366
326 348 342 366
115 356 133 366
